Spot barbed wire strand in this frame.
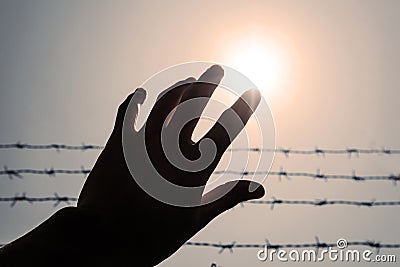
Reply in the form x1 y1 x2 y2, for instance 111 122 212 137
245 198 400 210
0 143 104 151
0 193 399 209
185 238 400 254
230 147 400 157
1 167 399 185
0 193 77 207
1 143 400 156
215 169 400 185
0 167 91 179
0 239 399 252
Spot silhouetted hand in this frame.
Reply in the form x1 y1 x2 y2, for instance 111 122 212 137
0 65 265 267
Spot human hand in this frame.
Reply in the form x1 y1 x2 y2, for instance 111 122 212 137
0 65 265 267
77 65 265 266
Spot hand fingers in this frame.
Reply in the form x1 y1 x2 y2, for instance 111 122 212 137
201 89 261 165
169 65 224 143
197 180 265 228
145 77 195 136
115 88 147 134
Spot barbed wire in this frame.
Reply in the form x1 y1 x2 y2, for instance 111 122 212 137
245 198 400 210
231 147 400 157
0 167 91 179
0 193 77 207
0 193 399 209
1 239 399 252
0 142 104 151
1 167 399 185
1 142 400 156
1 143 399 260
185 238 400 253
215 169 400 185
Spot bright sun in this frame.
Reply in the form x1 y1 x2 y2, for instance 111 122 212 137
224 36 290 97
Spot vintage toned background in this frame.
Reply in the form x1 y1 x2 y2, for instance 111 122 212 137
1 0 399 266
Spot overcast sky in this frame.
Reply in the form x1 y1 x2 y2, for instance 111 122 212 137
1 1 399 266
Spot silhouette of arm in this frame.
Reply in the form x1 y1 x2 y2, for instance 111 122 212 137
0 65 265 266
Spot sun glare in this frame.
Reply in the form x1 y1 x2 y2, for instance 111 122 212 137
223 36 291 98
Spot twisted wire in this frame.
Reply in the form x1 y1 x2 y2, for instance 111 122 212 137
1 193 399 209
1 142 400 156
2 166 398 184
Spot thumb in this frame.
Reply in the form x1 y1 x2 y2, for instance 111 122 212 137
197 180 265 227
115 88 146 133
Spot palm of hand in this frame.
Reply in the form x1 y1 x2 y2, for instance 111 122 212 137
77 65 265 266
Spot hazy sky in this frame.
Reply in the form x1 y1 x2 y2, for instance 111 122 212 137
1 1 399 266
